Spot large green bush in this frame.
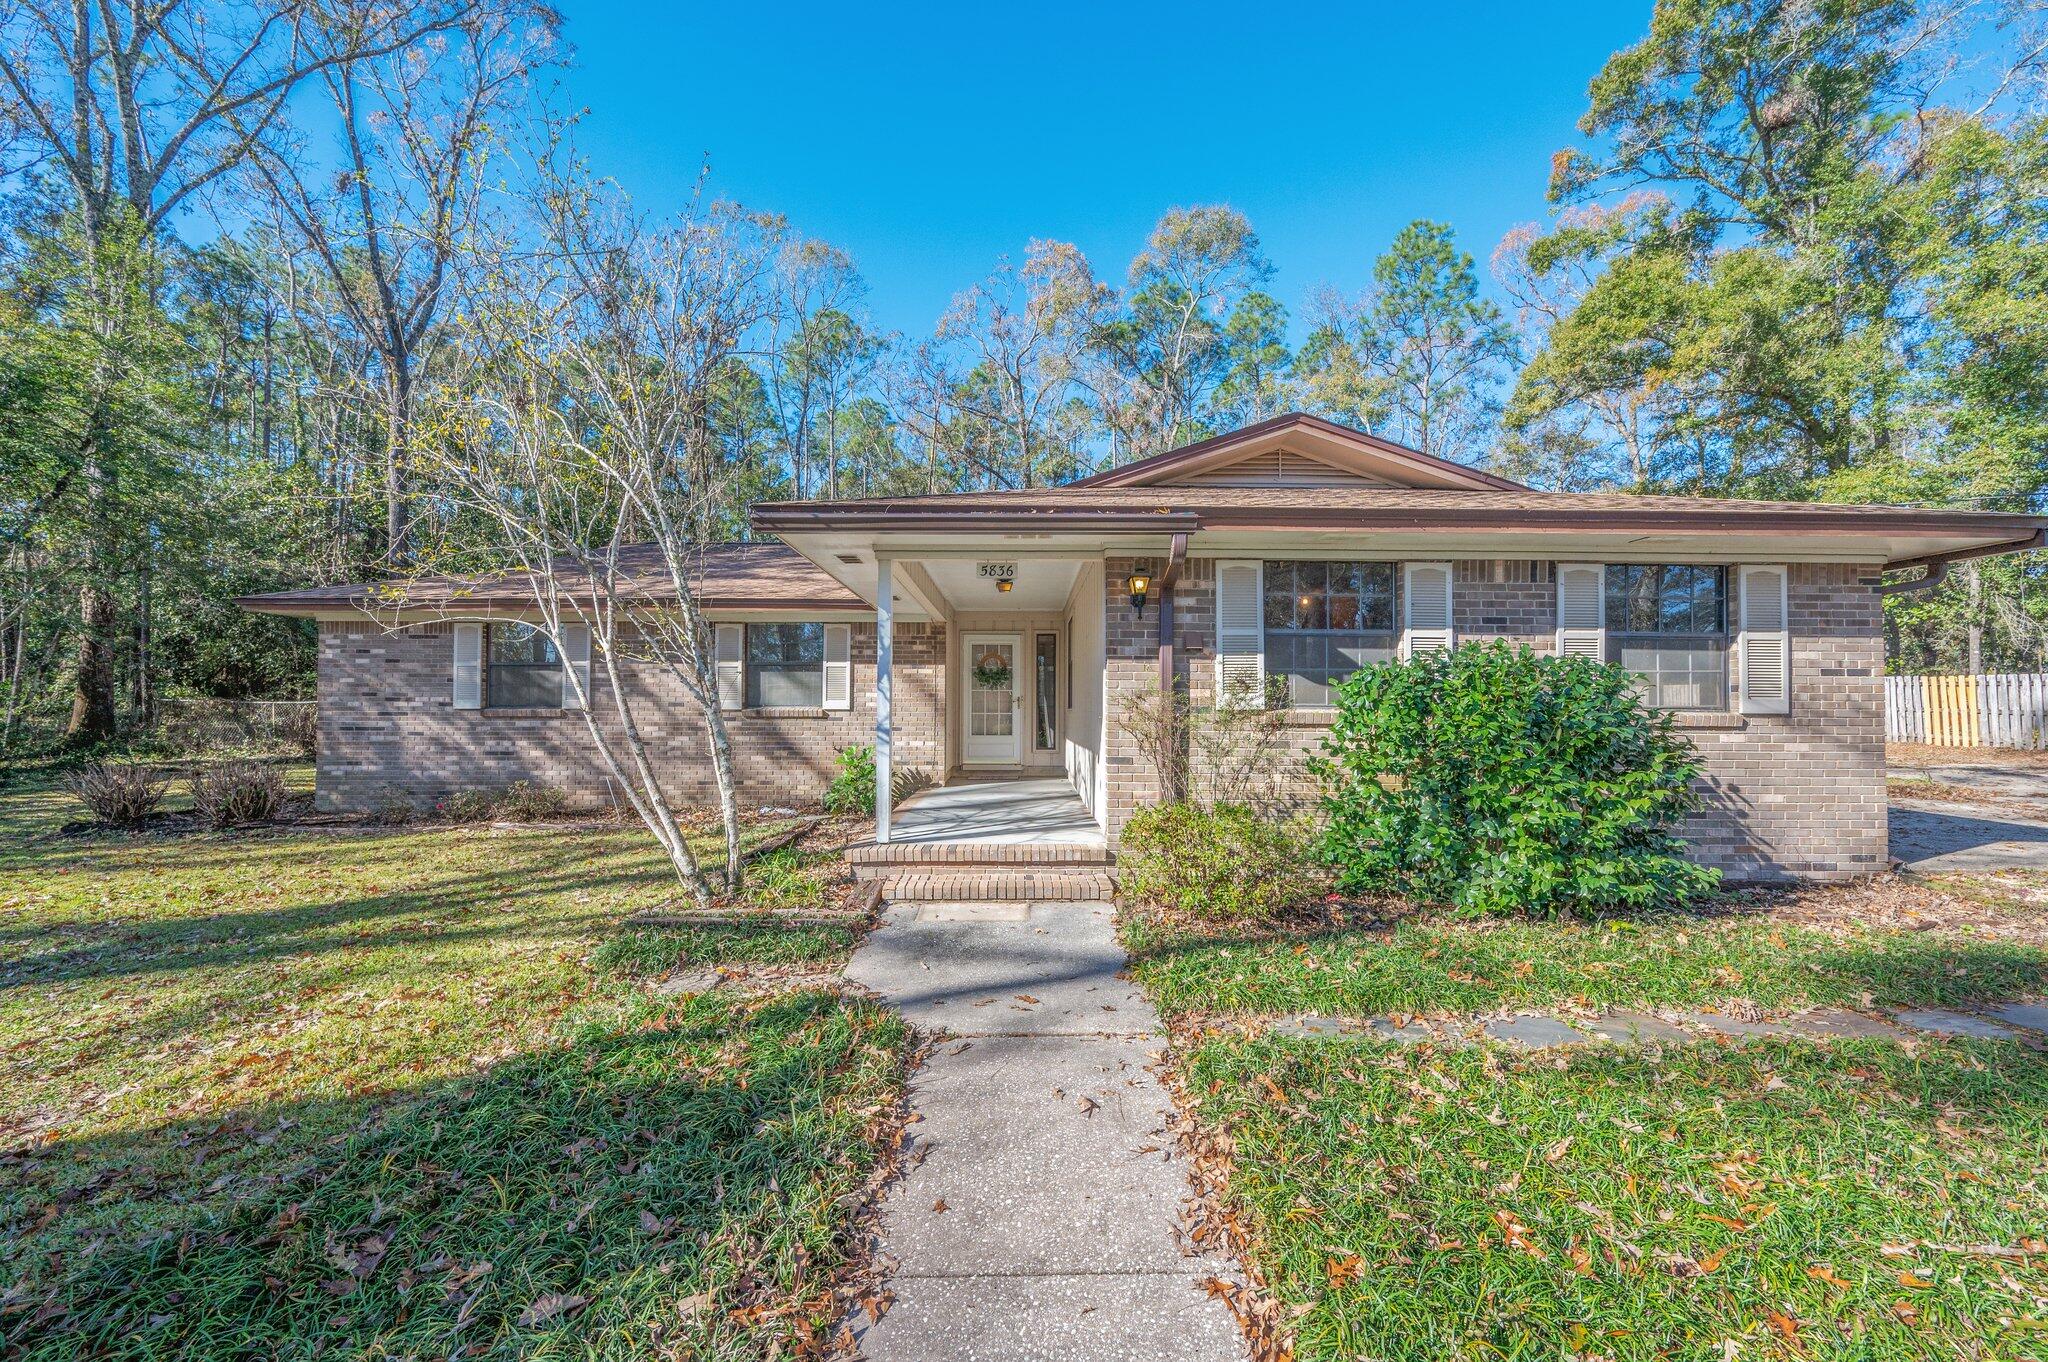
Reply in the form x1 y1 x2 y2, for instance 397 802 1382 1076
1311 642 1718 918
1118 802 1327 925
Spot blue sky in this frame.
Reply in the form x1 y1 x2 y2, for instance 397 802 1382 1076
560 0 1654 342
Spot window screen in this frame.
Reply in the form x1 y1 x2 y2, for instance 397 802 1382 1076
487 623 562 709
746 622 825 708
1263 561 1397 706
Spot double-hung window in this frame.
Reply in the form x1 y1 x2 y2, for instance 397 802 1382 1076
487 623 563 708
1605 565 1729 710
745 622 826 708
1263 561 1398 706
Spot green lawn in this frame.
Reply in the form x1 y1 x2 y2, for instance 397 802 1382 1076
1125 892 2048 1023
1134 878 2048 1360
1184 1030 2048 1361
0 766 904 1359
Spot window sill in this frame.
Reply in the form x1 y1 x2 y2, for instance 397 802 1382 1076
1280 707 1341 727
478 706 571 719
1669 711 1745 731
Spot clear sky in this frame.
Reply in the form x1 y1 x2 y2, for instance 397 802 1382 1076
556 0 1654 342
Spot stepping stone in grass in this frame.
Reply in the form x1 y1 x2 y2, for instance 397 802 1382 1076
1272 1015 1368 1037
1986 1002 2048 1033
1777 1008 1909 1040
652 968 724 996
1360 1017 1435 1043
1482 1014 1591 1048
1582 1011 1694 1046
1678 1011 1798 1039
1893 1008 2019 1040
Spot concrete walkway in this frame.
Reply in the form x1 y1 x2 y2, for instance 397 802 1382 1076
842 900 1246 1361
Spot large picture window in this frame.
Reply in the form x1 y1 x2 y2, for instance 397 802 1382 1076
746 622 825 707
487 623 562 709
1264 561 1398 706
1605 565 1728 710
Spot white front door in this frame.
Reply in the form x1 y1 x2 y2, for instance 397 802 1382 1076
963 634 1024 765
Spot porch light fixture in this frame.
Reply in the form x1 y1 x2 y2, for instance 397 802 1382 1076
1127 571 1152 616
996 578 1013 593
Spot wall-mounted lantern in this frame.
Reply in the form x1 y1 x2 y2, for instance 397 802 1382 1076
1127 570 1152 617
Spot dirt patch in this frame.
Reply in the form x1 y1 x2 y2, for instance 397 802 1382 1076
1889 742 2048 770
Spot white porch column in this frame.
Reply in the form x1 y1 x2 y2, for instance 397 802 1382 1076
874 555 894 844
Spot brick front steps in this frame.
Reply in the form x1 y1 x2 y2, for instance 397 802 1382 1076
846 842 1116 903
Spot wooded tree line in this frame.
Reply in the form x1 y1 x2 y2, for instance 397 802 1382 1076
1 0 2043 752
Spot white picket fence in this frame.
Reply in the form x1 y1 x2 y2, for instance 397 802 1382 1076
1885 673 2048 749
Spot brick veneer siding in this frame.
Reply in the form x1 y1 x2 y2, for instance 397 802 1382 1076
314 619 946 813
1104 556 1885 881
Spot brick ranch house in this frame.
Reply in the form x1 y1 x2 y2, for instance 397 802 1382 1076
242 413 2046 881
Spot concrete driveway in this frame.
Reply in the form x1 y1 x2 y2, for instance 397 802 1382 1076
1890 800 2048 873
843 900 1246 1361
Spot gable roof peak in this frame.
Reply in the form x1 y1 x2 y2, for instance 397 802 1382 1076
1069 412 1528 492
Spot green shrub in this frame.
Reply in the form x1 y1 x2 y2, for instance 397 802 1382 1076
189 760 288 828
822 745 928 816
1311 642 1718 918
1118 802 1327 924
823 745 877 815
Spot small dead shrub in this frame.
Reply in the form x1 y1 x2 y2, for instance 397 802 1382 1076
495 780 568 821
372 799 417 826
189 761 288 828
65 762 169 827
435 789 497 823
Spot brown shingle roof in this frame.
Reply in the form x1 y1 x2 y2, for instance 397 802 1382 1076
750 484 2047 539
237 542 865 616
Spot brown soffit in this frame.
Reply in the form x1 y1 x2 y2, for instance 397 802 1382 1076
1065 411 1532 492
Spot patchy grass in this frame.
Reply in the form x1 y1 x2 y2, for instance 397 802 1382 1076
0 768 904 1358
1179 1030 2048 1361
595 922 859 978
1123 883 2048 1024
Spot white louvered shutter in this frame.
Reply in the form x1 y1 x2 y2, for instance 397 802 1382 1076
452 623 483 710
822 624 851 710
560 623 591 711
1212 560 1265 708
1402 562 1455 658
715 623 745 711
1739 565 1790 715
1555 563 1606 661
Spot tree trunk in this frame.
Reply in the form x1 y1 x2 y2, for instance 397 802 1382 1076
68 578 118 744
384 370 411 567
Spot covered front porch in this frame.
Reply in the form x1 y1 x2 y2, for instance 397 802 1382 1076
754 505 1198 848
889 774 1106 848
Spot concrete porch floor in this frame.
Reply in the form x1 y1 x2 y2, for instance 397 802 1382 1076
889 775 1106 847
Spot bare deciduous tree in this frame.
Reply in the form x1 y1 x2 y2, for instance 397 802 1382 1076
406 157 767 902
245 2 559 566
